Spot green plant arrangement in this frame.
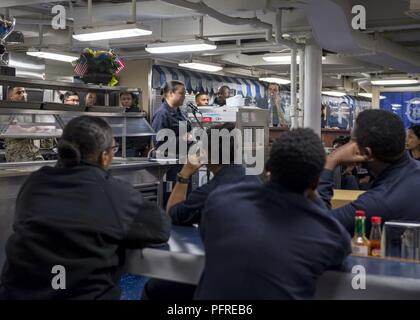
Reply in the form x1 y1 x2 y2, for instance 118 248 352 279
73 48 126 86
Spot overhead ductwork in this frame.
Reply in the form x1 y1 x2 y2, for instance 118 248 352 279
303 0 420 73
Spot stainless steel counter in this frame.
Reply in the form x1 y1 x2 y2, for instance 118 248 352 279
125 226 420 299
0 158 177 271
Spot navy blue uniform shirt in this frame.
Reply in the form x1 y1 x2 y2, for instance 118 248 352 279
195 182 351 300
169 165 261 226
0 163 170 300
151 101 191 150
318 152 420 234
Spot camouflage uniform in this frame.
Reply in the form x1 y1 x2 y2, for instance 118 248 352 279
4 138 44 162
40 138 56 150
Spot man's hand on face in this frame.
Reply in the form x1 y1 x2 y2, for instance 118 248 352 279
325 141 368 171
180 153 207 178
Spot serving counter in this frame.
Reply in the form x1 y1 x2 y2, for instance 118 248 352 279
0 158 177 271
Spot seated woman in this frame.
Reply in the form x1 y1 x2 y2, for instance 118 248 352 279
406 125 420 161
0 115 170 300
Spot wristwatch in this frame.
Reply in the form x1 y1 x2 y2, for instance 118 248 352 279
177 173 190 184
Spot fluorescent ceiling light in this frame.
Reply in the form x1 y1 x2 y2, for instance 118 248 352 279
263 54 326 64
73 22 152 41
145 40 217 54
371 79 419 86
179 61 222 72
358 92 386 99
321 91 346 97
26 48 78 63
259 77 291 85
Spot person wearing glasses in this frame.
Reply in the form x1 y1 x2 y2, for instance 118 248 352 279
0 115 170 300
2 87 44 162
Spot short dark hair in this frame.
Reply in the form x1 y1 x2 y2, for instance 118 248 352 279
60 91 79 103
58 116 113 167
7 87 25 99
333 135 351 147
119 91 135 99
266 128 326 193
409 125 420 139
206 122 237 164
195 92 208 100
354 109 405 163
268 82 281 91
218 85 230 95
162 80 185 97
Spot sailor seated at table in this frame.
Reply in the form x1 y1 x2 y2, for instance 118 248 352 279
167 122 262 226
141 122 262 300
194 128 351 299
0 116 170 300
318 109 420 235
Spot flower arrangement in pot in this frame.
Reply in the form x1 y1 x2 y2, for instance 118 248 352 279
73 48 125 86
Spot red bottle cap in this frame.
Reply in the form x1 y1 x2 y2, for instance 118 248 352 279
371 216 382 224
355 210 366 217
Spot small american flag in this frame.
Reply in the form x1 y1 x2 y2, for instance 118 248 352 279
73 54 88 77
115 56 126 74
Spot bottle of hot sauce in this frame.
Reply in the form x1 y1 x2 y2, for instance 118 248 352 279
369 216 382 257
351 210 370 256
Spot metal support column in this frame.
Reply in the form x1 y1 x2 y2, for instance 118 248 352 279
290 48 298 129
298 48 305 128
303 39 322 135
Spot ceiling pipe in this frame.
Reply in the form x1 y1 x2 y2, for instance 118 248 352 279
161 0 274 42
87 0 93 27
304 0 420 73
15 17 74 27
131 0 137 23
275 8 301 49
362 24 420 33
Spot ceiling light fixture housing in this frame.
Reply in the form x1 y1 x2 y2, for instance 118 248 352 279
26 48 79 63
178 60 223 72
321 91 347 97
358 92 387 99
263 53 326 64
146 39 217 54
259 77 291 85
73 22 152 42
371 79 419 86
